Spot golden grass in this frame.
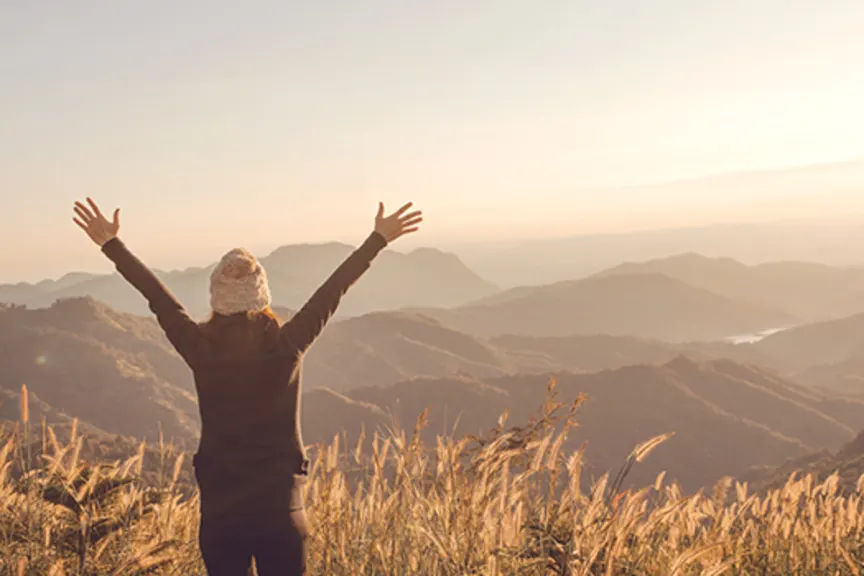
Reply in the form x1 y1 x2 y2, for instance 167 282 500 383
2 381 864 575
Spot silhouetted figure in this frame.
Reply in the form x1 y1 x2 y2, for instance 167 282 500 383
73 197 423 575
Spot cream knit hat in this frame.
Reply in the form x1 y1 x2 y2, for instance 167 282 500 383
209 248 272 316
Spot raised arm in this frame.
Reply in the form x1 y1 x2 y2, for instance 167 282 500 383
73 198 205 365
280 201 423 354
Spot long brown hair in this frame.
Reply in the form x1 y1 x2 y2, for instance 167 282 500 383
200 307 282 357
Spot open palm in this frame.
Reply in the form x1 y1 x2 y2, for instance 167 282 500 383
73 198 120 247
374 202 423 243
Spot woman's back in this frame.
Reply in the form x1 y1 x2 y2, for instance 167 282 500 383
194 310 309 504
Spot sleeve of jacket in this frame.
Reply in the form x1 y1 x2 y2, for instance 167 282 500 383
280 231 387 354
101 238 205 364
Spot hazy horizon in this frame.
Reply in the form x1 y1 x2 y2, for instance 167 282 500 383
2 205 864 286
3 1 864 281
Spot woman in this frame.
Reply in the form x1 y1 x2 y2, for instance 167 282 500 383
73 197 423 575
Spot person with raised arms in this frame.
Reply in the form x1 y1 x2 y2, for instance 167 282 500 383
73 197 423 575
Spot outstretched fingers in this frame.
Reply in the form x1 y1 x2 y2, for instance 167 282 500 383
399 210 422 222
391 202 414 219
74 202 95 224
86 197 105 219
400 208 423 228
401 216 423 229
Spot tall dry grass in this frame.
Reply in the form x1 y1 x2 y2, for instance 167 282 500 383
2 380 864 575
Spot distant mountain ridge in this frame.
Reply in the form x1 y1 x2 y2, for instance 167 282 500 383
411 272 796 343
595 253 864 322
0 241 498 319
0 272 102 303
452 218 864 288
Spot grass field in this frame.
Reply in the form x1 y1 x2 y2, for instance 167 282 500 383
2 382 864 575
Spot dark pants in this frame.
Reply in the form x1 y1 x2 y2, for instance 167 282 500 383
199 509 310 575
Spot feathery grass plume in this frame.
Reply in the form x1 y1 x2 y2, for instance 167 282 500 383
20 384 29 425
41 416 47 458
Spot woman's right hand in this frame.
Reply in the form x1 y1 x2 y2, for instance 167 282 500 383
374 202 423 243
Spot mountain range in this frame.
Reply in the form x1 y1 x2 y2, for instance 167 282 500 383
4 239 864 495
596 253 864 323
0 242 498 320
3 289 864 493
412 272 796 342
7 238 864 344
454 218 864 289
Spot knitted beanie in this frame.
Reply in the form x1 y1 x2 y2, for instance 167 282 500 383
209 248 272 316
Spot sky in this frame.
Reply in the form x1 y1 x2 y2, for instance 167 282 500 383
2 0 864 282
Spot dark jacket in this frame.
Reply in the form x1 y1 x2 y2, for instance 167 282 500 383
102 231 388 521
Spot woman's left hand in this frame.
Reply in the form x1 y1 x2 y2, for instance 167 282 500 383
73 197 121 247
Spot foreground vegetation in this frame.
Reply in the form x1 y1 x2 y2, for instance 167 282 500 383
3 382 864 575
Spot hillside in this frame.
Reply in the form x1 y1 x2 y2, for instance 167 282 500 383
753 313 864 371
302 311 523 392
0 386 102 437
491 333 784 374
490 333 690 373
302 358 864 493
741 429 864 496
414 273 797 342
795 355 864 398
0 299 199 444
0 241 498 319
595 253 864 322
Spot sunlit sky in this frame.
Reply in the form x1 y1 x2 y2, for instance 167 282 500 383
2 0 864 281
